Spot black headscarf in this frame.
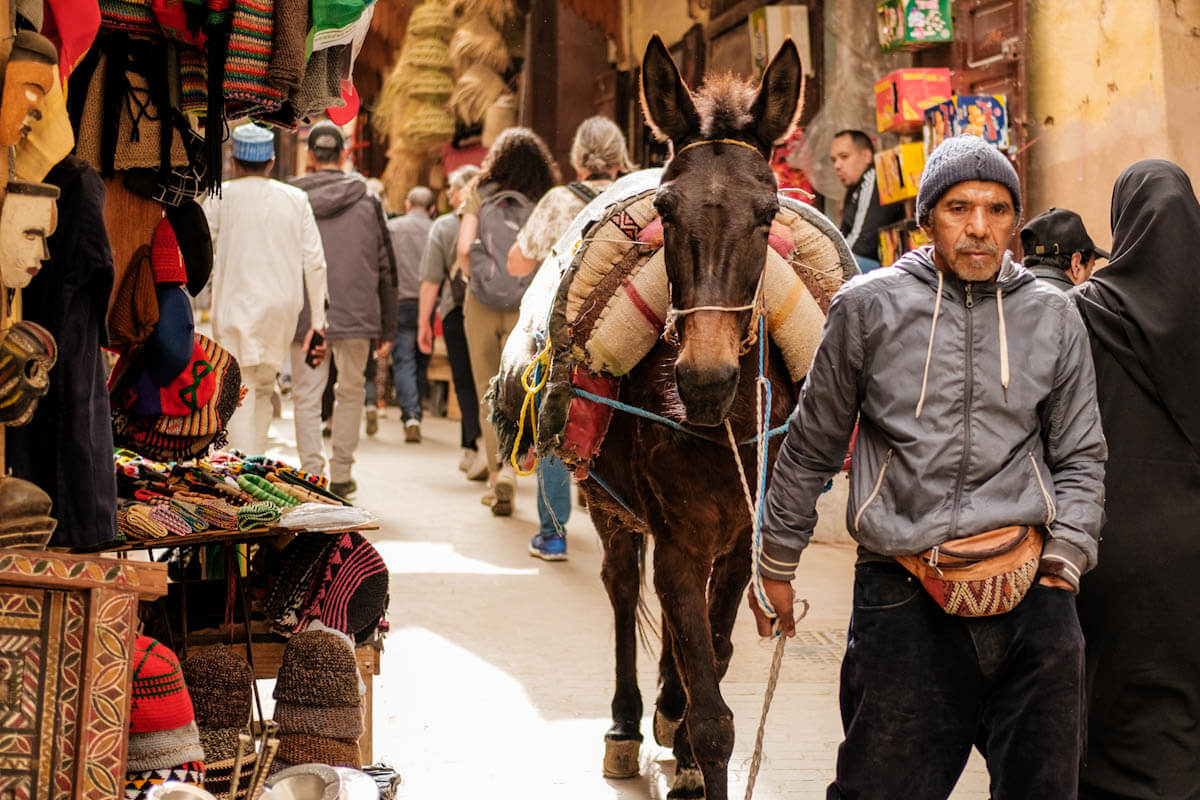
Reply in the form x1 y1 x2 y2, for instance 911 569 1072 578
1075 159 1200 457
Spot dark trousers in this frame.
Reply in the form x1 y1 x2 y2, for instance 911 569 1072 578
441 306 481 449
829 561 1085 800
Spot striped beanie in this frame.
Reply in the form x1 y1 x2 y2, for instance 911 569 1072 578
223 0 283 118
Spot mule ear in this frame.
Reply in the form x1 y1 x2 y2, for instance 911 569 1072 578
640 34 700 144
750 39 805 146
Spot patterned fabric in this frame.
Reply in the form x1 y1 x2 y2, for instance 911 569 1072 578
236 500 281 530
130 636 196 733
222 0 283 117
295 531 388 638
515 180 612 263
264 533 335 633
124 762 206 800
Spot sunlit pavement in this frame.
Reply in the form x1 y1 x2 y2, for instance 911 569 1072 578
263 404 989 799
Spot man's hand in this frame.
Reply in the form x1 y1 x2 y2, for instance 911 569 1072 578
1037 574 1076 592
417 321 434 355
374 340 392 359
748 578 797 638
302 328 327 367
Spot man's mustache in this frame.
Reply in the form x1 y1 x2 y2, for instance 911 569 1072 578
955 237 998 256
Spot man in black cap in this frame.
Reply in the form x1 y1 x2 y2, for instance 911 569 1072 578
1021 207 1109 291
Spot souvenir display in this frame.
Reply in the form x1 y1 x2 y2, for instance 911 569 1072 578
924 94 1011 152
874 67 952 134
0 319 57 425
0 181 59 290
877 0 953 52
875 141 927 205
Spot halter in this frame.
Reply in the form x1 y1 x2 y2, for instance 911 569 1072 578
663 137 772 355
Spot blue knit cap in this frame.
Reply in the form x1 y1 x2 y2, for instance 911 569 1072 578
916 135 1021 224
231 123 275 162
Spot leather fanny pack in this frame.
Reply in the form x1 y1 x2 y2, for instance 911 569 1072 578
894 525 1044 617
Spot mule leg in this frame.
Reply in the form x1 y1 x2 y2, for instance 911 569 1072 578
655 619 686 748
708 533 753 681
653 538 735 800
594 501 645 778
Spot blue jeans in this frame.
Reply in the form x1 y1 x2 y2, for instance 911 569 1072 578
829 561 1085 799
537 455 571 537
391 301 422 421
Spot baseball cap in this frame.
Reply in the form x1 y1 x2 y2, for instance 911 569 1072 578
1020 207 1110 260
308 120 346 154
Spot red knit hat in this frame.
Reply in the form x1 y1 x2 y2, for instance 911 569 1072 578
151 218 187 286
129 636 196 734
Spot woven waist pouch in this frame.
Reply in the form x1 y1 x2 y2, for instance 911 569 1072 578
894 525 1044 617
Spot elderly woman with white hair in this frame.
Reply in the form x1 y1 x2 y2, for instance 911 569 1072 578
505 115 635 561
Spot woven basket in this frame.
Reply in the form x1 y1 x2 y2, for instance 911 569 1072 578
398 36 451 71
405 68 455 101
407 0 455 40
403 101 456 141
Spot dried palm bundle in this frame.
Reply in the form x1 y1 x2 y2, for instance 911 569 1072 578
405 68 456 101
448 14 511 76
398 36 451 72
449 0 515 28
403 101 457 142
449 63 506 124
383 143 426 212
373 55 412 137
481 91 517 147
407 0 455 41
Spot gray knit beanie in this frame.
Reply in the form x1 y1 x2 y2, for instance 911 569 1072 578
916 135 1021 224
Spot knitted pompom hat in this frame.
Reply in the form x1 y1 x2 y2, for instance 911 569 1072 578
129 636 196 734
181 645 254 729
273 630 361 707
126 721 206 771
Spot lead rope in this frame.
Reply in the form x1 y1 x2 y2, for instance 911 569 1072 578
722 314 810 799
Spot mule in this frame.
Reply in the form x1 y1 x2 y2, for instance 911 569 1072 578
575 37 807 799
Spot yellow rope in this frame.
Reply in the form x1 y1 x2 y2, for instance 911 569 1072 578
509 340 553 476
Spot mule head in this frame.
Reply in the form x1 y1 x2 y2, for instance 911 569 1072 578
641 35 803 427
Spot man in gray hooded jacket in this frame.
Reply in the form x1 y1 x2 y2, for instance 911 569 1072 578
291 121 398 496
750 135 1106 798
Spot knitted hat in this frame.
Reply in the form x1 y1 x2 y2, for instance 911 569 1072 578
126 721 206 771
275 733 361 768
130 636 195 733
231 123 274 162
165 200 213 296
140 286 196 387
130 339 214 416
108 246 160 347
273 701 364 739
151 218 187 285
197 725 244 763
223 0 284 117
273 630 361 707
124 762 206 800
915 135 1022 225
295 532 389 639
181 645 254 729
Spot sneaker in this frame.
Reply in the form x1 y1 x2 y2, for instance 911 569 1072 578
465 449 489 482
322 424 332 438
458 448 475 472
490 470 516 516
529 533 567 561
330 479 357 498
366 407 379 436
404 418 421 443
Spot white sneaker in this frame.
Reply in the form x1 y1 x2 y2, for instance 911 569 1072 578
466 448 489 481
458 449 475 472
404 418 422 443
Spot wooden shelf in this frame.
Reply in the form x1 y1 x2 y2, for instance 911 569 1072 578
74 523 380 554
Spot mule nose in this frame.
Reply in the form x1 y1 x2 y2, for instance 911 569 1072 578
675 362 739 427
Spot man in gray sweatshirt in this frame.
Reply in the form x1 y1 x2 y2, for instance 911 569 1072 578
750 136 1106 798
291 121 398 497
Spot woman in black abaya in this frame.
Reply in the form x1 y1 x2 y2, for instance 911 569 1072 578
1075 160 1200 799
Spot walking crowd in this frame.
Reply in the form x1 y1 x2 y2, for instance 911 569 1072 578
202 104 1199 798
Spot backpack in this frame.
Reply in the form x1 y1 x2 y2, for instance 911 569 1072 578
468 188 535 311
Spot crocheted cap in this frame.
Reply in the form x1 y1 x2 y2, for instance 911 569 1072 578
231 123 275 162
198 725 246 763
126 721 206 771
181 645 254 729
130 636 196 734
275 733 362 768
273 630 361 707
151 218 187 285
274 701 364 739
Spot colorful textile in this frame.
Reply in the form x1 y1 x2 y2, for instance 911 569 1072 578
236 500 280 530
130 635 196 733
223 0 283 117
124 761 205 800
296 531 388 638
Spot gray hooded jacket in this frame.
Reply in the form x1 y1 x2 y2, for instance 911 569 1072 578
292 170 398 343
761 245 1106 590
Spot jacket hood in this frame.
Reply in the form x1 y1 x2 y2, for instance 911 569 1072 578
293 169 367 218
893 245 1035 294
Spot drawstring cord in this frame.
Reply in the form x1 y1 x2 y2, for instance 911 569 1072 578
997 287 1010 395
915 270 944 419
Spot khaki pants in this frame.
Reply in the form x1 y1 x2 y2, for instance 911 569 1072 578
227 363 277 456
291 338 371 483
463 291 520 473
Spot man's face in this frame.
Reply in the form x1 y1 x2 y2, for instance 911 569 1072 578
829 135 874 188
924 180 1016 282
0 189 57 289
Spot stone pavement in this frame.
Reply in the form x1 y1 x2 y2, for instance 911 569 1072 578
261 406 990 799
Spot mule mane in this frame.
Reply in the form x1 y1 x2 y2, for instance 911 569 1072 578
692 73 758 140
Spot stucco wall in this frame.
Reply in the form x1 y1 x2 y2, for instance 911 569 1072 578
621 0 704 69
1025 0 1177 250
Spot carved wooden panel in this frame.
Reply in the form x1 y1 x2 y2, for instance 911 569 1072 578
0 550 166 799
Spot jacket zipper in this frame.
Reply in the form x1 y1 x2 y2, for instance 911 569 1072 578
854 449 894 533
950 283 974 537
1029 452 1057 525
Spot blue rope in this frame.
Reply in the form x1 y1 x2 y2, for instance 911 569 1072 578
572 388 700 438
586 469 642 523
750 315 778 626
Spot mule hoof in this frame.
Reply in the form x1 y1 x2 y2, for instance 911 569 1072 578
603 735 641 779
666 766 704 799
654 708 681 748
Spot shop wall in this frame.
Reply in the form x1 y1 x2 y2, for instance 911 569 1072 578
622 0 702 69
1025 0 1174 252
1159 0 1200 189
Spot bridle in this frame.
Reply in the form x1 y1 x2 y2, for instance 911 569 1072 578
663 137 773 355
